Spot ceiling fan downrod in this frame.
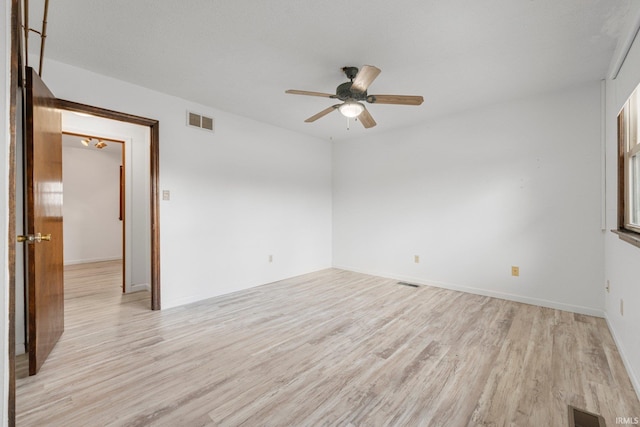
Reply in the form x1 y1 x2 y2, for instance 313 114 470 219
342 66 360 81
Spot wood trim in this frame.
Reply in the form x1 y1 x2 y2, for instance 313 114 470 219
55 99 157 127
150 123 161 310
121 148 126 293
62 130 125 144
119 165 124 221
614 100 640 249
9 0 20 424
55 99 161 310
617 111 626 229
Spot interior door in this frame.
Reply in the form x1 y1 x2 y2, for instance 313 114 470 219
24 66 64 375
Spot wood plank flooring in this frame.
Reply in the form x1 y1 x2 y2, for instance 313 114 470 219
16 261 640 426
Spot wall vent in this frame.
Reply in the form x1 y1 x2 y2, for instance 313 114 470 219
186 111 215 133
201 115 214 131
397 282 419 288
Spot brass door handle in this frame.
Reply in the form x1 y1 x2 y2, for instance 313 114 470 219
17 233 51 243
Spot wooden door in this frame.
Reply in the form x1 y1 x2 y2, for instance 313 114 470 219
24 67 64 375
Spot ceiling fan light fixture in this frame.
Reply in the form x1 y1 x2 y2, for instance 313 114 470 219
339 101 364 118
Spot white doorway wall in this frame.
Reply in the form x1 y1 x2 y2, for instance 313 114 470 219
62 134 123 265
62 111 151 292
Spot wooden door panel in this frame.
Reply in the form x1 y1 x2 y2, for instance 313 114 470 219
25 67 64 375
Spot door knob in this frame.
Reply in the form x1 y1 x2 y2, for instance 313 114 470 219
17 233 51 243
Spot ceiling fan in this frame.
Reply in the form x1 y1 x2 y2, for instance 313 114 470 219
285 65 424 129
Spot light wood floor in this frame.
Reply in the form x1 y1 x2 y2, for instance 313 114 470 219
16 261 640 426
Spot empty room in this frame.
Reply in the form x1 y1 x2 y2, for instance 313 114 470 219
2 0 640 426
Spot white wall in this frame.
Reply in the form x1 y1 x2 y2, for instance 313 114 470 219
604 28 640 398
63 145 122 265
1 1 9 425
42 58 333 309
127 127 151 290
333 83 605 316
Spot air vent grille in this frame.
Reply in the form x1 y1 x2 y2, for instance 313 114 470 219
201 116 214 131
188 112 200 127
568 406 606 427
186 110 215 133
397 282 419 288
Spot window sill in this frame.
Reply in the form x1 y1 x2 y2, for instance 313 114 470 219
612 228 640 250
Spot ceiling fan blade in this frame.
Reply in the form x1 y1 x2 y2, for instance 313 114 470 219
366 94 424 105
305 105 340 123
358 106 377 129
350 65 381 93
286 89 336 98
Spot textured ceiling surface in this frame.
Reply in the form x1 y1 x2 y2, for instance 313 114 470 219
27 0 637 140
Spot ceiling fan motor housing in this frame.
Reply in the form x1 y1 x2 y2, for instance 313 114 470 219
336 81 367 101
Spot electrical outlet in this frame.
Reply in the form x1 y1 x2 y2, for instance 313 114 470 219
162 190 170 201
606 280 610 293
511 266 519 277
620 299 624 316
414 255 420 263
268 255 273 263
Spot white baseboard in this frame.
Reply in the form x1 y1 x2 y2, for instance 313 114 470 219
64 256 122 266
604 313 640 401
15 342 25 356
332 265 604 318
130 283 151 293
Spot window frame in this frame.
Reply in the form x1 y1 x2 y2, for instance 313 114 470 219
616 91 640 248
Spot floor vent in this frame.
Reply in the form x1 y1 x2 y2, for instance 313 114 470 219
186 110 215 133
397 282 419 288
568 406 606 427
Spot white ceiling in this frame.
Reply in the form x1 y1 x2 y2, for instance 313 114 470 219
27 0 638 141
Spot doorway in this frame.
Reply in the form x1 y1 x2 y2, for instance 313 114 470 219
61 114 153 296
61 131 126 289
14 104 161 362
57 98 161 309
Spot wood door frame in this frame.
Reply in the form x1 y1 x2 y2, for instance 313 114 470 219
57 98 161 311
8 0 20 424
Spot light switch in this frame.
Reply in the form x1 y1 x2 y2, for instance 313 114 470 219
162 190 170 201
